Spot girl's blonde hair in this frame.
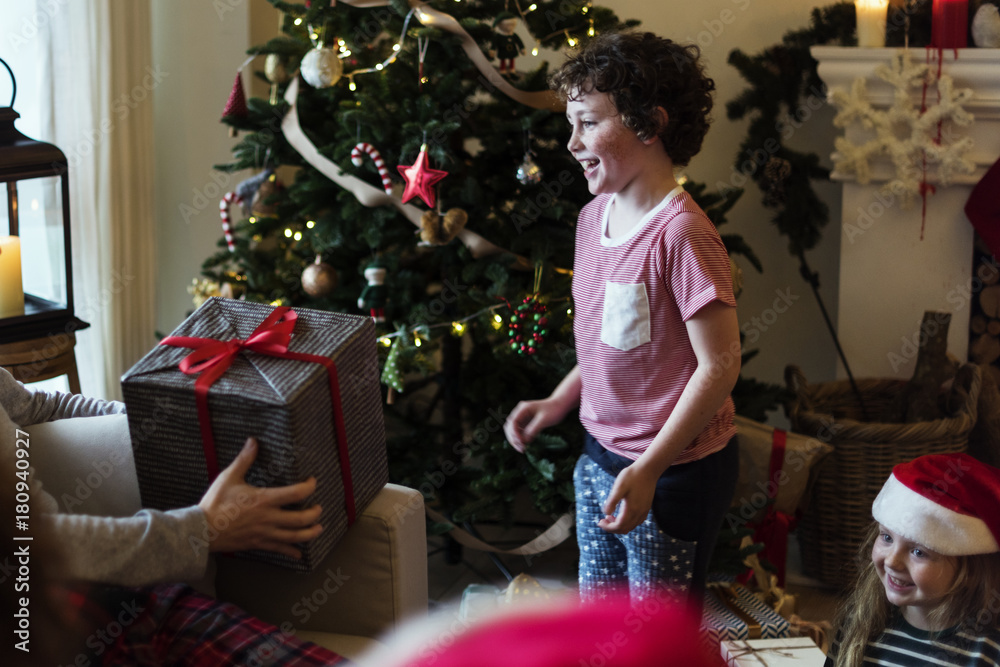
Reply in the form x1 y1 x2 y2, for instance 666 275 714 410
832 523 1000 667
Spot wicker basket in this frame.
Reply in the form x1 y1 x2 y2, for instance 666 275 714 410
784 364 981 588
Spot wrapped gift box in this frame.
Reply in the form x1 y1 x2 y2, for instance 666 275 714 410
121 297 388 571
721 637 826 666
702 582 791 648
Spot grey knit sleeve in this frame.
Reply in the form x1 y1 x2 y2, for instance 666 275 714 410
0 367 125 424
41 506 211 587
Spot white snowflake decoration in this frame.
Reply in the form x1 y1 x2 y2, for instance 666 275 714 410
829 50 975 207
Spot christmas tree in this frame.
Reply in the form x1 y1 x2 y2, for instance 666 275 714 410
203 0 751 525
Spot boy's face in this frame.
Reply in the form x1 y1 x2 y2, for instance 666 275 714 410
565 87 647 197
871 524 959 631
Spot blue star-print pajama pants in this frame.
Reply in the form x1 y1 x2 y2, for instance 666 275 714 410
575 432 739 610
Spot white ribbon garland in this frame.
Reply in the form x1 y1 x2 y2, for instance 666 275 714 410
282 76 516 260
426 506 574 556
329 0 564 111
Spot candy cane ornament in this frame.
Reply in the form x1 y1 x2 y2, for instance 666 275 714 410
219 191 243 252
351 142 393 195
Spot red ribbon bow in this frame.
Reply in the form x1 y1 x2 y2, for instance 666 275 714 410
160 306 356 524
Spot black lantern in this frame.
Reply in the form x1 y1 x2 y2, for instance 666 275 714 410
0 57 88 389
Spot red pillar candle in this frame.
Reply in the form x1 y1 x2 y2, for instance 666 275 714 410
931 0 968 48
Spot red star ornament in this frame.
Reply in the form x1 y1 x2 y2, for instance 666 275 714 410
397 144 448 208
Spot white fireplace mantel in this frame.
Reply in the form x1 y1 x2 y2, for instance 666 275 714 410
810 47 1000 379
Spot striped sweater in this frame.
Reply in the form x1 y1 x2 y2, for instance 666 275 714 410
825 615 1000 666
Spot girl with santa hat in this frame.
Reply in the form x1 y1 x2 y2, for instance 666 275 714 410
827 453 1000 666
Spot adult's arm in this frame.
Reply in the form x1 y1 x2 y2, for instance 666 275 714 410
41 507 211 586
38 438 321 586
0 367 124 424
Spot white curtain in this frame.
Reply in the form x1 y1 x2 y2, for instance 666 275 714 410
30 0 157 400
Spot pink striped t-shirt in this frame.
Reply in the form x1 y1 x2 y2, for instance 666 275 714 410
572 187 737 464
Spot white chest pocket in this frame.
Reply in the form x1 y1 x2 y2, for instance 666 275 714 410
601 282 651 351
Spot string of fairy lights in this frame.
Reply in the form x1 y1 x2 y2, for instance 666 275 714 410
288 1 597 91
234 2 596 349
374 298 574 350
373 264 573 349
260 0 597 241
213 259 573 350
376 302 510 350
213 273 575 350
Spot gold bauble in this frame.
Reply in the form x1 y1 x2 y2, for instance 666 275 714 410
264 53 292 84
251 175 282 217
301 255 338 297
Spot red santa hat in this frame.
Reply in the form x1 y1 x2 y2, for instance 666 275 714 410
872 453 1000 556
387 594 718 667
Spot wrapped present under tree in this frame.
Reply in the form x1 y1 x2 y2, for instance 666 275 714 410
721 637 826 666
702 582 791 649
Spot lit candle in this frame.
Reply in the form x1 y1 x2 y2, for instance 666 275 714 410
855 0 890 47
931 0 968 49
0 236 25 318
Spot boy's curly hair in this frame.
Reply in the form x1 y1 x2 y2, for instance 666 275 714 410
549 31 715 167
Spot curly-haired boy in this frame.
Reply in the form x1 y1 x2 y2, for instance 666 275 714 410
505 31 740 611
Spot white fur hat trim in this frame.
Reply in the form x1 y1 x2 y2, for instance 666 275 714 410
872 473 999 556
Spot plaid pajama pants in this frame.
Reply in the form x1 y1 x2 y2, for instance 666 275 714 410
65 583 348 666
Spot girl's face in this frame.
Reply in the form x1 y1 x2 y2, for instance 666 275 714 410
565 87 648 198
872 524 959 630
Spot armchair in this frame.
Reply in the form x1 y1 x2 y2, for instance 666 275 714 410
24 413 428 661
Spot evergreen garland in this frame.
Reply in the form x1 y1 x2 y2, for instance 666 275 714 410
723 2 942 401
724 1 935 254
725 2 857 255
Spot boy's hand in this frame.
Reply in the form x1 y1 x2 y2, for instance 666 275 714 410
198 438 323 559
504 399 562 452
597 464 659 535
505 366 580 452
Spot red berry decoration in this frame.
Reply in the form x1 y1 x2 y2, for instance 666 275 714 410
507 294 548 356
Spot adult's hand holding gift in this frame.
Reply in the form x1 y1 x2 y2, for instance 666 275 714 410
198 437 324 560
